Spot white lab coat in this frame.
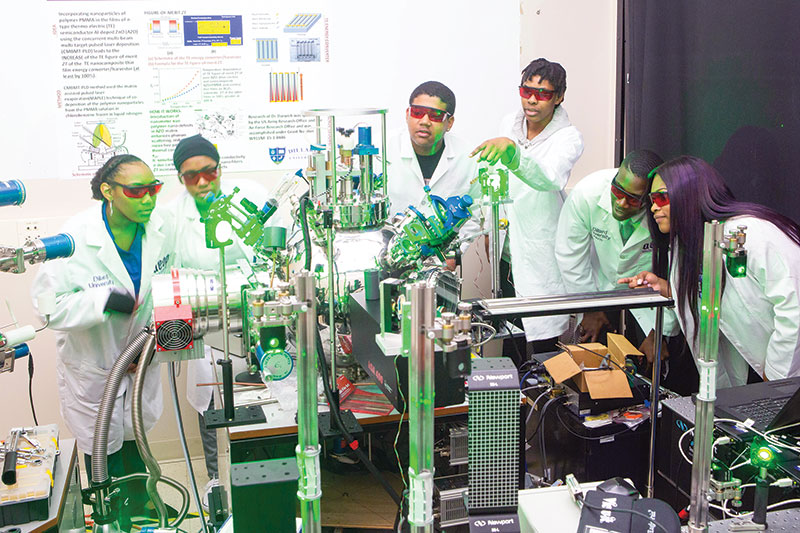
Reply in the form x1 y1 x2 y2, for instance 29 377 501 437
386 131 482 250
555 168 677 334
32 204 176 455
170 179 270 413
500 106 584 340
672 216 800 387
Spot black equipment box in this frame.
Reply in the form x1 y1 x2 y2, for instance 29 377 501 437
231 458 299 532
349 291 465 411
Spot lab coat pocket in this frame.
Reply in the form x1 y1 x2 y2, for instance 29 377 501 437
72 360 124 408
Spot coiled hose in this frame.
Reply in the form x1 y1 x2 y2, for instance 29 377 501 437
91 328 151 484
131 334 168 527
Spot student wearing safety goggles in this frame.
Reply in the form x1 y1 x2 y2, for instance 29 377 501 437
169 134 271 510
471 58 584 354
386 81 481 266
553 150 698 393
31 154 176 530
621 156 800 388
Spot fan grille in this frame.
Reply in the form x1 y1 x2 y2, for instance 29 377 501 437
156 319 193 351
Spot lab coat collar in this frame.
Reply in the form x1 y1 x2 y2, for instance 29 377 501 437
512 105 572 148
399 131 458 187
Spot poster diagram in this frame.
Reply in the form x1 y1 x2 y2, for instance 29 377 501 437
256 38 279 62
73 121 128 171
148 18 182 46
284 13 321 33
183 15 244 46
269 72 303 102
197 111 238 139
290 38 319 62
158 69 202 106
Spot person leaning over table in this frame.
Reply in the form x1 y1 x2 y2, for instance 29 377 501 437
620 155 800 387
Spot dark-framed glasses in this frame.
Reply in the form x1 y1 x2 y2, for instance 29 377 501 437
518 85 556 101
649 191 670 207
180 164 220 186
108 180 163 199
610 176 647 208
407 105 451 123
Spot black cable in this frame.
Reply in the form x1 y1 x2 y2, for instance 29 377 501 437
27 350 38 425
579 496 670 533
298 192 312 271
526 395 566 444
502 321 526 365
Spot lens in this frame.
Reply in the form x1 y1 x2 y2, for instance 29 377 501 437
408 106 447 123
122 181 163 198
650 191 670 207
611 181 643 208
519 86 555 101
182 166 219 185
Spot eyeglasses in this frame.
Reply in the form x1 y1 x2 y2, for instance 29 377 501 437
407 105 451 123
610 175 647 208
108 180 163 199
649 191 670 208
180 164 220 186
519 85 556 101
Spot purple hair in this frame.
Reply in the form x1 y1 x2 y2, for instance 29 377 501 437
648 156 800 339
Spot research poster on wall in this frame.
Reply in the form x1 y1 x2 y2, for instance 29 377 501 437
8 1 519 180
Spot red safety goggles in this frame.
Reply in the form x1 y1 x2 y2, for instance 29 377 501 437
407 105 451 123
610 176 647 208
109 180 163 199
519 85 556 101
649 191 670 207
180 164 220 186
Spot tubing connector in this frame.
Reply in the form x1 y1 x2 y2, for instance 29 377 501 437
296 444 322 501
407 467 434 525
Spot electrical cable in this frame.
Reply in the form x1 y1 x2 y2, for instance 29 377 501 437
299 192 312 271
392 353 408 489
502 321 526 366
526 395 565 444
27 349 38 425
579 496 669 533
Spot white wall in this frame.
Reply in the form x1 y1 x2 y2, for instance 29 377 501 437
0 0 617 459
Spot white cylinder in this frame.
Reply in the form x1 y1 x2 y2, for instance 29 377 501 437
3 325 35 347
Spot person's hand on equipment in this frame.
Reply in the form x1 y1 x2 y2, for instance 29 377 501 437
470 137 517 167
444 257 456 271
618 271 671 298
638 329 670 365
104 289 136 314
578 311 612 342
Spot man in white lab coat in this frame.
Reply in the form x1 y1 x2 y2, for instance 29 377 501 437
386 81 481 261
170 134 271 509
555 150 666 344
472 58 584 352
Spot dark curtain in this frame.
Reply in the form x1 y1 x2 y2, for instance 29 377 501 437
624 1 800 223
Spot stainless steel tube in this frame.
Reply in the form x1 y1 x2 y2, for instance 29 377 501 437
91 328 151 485
646 306 664 498
295 271 322 533
131 334 167 527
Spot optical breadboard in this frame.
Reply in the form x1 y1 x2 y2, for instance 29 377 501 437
284 13 321 33
468 357 520 512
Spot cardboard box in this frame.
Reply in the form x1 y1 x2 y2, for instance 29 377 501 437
543 342 633 400
607 332 643 361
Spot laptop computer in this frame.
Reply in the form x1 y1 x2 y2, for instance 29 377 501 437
714 376 800 433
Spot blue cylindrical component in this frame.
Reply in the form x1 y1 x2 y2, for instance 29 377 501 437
358 126 372 146
39 233 75 260
0 180 26 207
260 198 278 221
13 343 30 359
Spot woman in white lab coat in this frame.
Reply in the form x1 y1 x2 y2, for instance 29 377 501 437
32 154 175 526
621 156 800 387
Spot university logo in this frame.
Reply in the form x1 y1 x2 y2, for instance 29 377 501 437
269 147 286 164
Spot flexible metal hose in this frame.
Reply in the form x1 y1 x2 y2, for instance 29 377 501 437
168 361 210 533
110 472 190 527
91 327 151 484
131 334 167 527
